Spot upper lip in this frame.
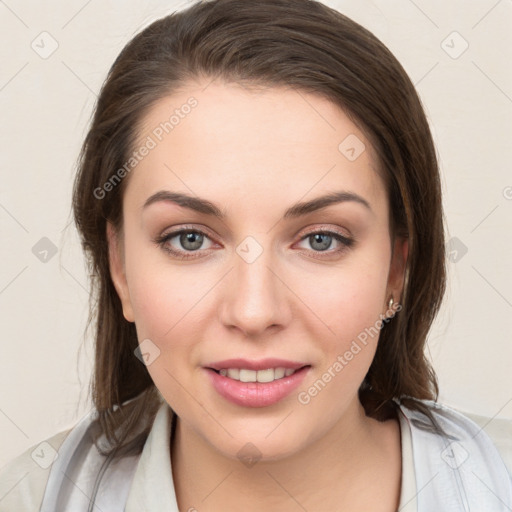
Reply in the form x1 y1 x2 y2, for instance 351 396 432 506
205 358 310 371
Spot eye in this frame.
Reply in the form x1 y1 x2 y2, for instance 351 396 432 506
295 229 354 258
153 225 355 260
153 227 215 260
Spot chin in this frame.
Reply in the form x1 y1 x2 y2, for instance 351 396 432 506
212 435 307 466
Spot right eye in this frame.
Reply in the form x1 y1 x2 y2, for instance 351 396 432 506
153 227 216 260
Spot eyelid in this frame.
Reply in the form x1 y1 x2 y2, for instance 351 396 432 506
155 224 219 248
154 223 354 259
158 224 218 242
298 224 352 240
293 226 354 257
158 223 351 242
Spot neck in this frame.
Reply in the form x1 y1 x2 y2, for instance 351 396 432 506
170 397 402 511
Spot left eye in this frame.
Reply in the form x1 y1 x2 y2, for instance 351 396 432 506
296 231 353 253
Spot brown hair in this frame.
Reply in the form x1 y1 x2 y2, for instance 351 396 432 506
72 0 447 457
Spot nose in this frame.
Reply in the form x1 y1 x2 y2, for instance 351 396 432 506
218 245 292 338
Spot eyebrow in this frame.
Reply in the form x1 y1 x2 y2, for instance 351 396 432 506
142 190 373 219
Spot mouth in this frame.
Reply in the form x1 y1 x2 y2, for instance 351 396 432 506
207 365 311 383
204 364 312 408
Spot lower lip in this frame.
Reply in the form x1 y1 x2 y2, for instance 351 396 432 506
205 366 310 408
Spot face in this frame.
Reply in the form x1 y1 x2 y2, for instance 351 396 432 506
107 80 408 461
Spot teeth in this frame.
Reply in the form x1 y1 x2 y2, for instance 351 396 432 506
275 368 286 379
227 368 239 380
218 367 298 382
240 369 257 382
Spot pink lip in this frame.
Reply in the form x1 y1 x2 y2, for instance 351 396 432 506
205 358 309 371
204 366 311 408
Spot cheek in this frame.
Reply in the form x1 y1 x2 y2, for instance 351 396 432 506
296 252 390 403
124 264 202 401
122 232 190 333
124 245 217 356
297 268 386 418
303 257 389 337
128 270 195 340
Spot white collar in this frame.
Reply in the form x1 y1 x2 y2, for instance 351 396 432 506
125 402 179 511
124 401 417 511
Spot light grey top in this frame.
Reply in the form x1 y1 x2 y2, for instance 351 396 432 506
1 399 511 511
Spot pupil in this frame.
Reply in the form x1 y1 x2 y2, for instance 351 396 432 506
312 233 331 251
181 232 203 250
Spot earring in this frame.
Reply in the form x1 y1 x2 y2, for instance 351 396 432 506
383 295 395 322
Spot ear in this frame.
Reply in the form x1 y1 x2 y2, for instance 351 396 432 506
106 221 135 322
386 236 409 306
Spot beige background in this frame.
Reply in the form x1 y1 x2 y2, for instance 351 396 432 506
1 0 511 468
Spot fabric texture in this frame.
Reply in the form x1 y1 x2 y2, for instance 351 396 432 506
0 399 510 511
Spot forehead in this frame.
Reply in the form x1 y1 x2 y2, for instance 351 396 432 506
125 81 386 215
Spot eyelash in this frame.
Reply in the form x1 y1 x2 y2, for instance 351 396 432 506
153 225 355 261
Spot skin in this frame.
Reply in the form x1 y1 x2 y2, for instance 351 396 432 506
107 79 408 511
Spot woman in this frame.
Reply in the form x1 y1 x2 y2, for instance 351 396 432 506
1 0 510 510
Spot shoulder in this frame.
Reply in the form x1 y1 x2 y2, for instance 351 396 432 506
454 406 512 477
0 394 160 512
398 399 512 479
0 428 72 512
397 399 512 508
